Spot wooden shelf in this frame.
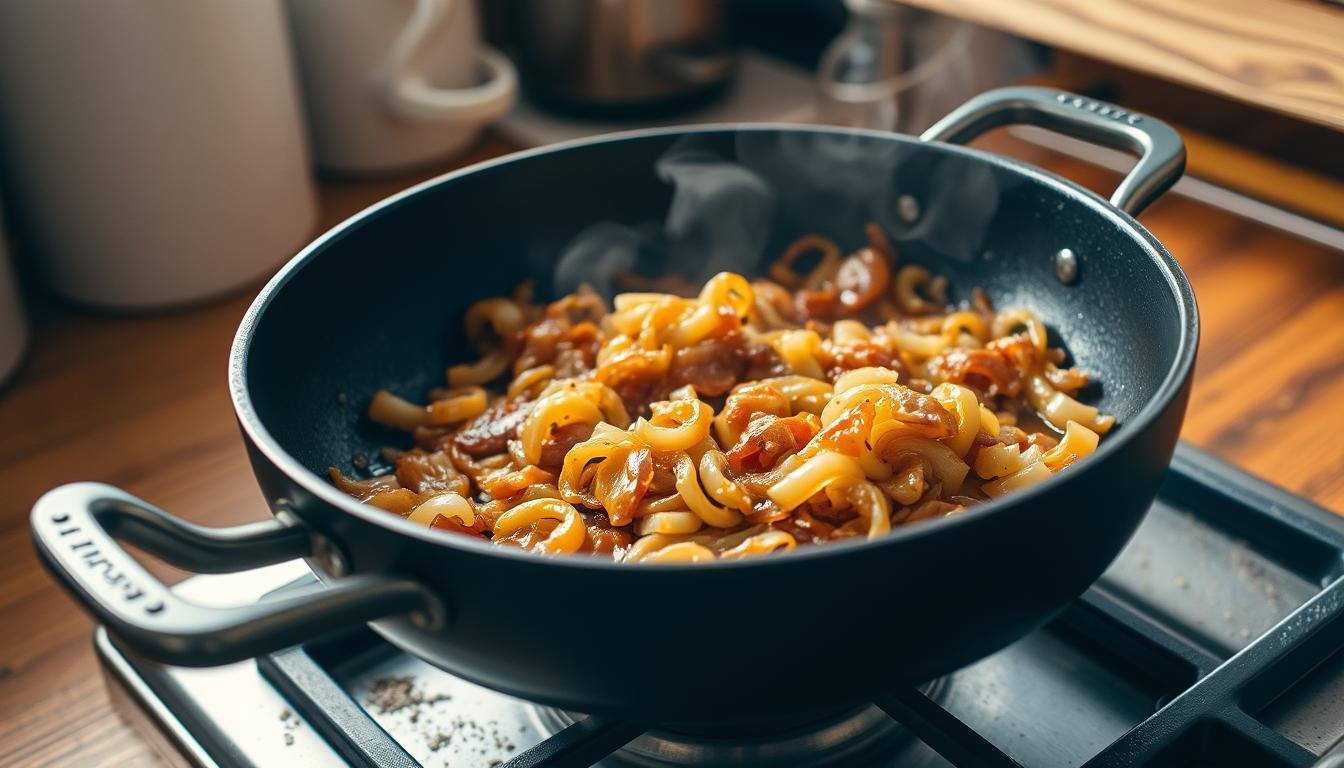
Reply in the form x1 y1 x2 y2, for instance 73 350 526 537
896 0 1344 132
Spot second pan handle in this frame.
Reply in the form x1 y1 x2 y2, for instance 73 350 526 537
32 483 443 667
921 86 1185 217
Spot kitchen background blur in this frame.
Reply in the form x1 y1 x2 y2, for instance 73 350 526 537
0 1 1342 766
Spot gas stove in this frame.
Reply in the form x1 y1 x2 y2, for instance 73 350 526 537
97 444 1344 767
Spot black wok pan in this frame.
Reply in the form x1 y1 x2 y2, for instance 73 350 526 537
32 87 1197 723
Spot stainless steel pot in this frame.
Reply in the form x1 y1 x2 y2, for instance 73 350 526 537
511 0 735 116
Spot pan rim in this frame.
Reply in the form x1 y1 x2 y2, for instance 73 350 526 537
229 122 1199 572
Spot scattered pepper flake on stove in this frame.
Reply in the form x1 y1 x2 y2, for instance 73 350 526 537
364 675 451 716
337 392 349 406
428 731 453 751
1230 547 1283 608
278 706 302 743
389 706 527 765
352 453 369 471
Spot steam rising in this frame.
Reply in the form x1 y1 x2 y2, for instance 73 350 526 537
657 144 774 280
552 221 651 297
551 128 1002 297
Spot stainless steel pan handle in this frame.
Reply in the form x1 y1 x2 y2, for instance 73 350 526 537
31 482 442 666
921 86 1185 217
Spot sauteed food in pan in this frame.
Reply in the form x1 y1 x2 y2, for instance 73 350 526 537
331 224 1113 562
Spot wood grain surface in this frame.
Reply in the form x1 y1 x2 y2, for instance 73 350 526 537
2 132 1343 766
898 0 1344 132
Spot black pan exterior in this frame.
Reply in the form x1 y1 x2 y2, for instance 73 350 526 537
233 127 1197 721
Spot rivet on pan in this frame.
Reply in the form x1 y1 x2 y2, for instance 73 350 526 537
897 195 920 223
1055 248 1079 284
324 549 347 576
411 599 450 630
304 527 349 576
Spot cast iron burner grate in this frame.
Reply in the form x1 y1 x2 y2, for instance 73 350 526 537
98 444 1344 767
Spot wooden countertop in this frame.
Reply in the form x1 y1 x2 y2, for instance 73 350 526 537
896 0 1344 132
2 133 1343 766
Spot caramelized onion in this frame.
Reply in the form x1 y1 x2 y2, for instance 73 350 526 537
835 247 890 312
726 413 820 474
593 444 653 526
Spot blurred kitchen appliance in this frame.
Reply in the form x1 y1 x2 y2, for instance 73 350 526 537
285 0 518 174
817 0 1040 133
0 1 317 308
0 200 26 384
510 0 736 117
498 53 818 147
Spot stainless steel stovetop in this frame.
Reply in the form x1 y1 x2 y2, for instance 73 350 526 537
98 445 1344 767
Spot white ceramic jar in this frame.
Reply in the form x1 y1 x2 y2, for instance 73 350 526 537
0 1 318 308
